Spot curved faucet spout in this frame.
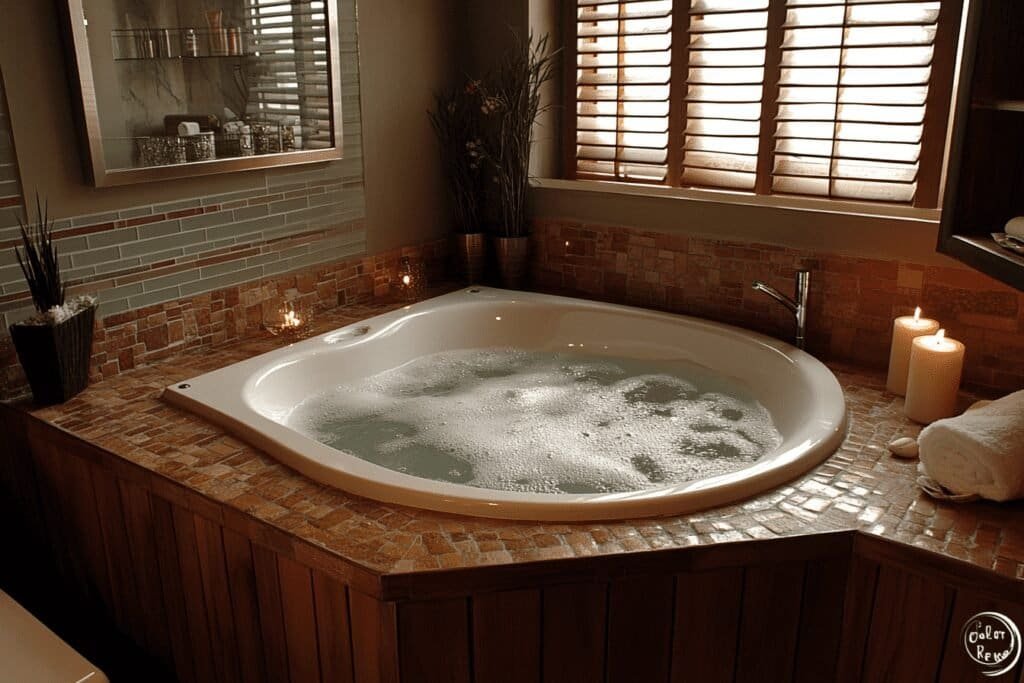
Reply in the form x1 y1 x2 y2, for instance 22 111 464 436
751 281 797 314
751 270 810 349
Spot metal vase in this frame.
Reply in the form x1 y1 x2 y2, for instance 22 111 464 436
454 232 486 285
493 235 530 290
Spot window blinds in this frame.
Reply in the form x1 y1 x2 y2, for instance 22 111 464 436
573 0 674 183
568 0 958 207
246 0 332 149
770 0 941 202
682 0 769 191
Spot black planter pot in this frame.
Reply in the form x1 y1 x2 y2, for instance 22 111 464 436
9 306 96 405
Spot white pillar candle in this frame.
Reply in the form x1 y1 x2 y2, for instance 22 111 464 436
904 329 965 424
886 307 941 395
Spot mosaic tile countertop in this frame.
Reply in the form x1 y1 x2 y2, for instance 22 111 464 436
12 294 1024 582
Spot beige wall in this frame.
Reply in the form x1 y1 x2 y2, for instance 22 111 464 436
0 0 457 254
359 0 460 252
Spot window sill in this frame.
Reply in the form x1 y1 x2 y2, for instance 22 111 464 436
532 178 941 224
529 178 955 266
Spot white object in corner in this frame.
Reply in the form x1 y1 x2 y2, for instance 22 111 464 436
1005 216 1024 239
177 121 201 136
0 590 109 683
918 390 1024 502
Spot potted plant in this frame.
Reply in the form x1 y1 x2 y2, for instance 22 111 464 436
482 33 557 289
9 197 97 404
429 82 487 284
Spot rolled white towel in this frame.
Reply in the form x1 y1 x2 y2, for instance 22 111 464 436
177 121 201 136
918 390 1024 502
1006 216 1024 240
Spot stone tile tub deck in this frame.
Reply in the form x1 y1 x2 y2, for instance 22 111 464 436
9 294 1023 586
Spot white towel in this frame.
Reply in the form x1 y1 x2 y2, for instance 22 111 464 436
918 390 1024 502
1006 216 1024 240
177 121 201 136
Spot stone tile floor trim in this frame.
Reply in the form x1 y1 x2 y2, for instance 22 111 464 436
10 292 1024 583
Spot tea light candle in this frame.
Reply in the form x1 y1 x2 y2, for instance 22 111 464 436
904 329 965 424
886 307 940 395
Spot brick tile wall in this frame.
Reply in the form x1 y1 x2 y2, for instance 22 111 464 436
531 219 1024 394
0 238 448 400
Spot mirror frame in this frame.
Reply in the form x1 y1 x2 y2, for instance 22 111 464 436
61 0 344 187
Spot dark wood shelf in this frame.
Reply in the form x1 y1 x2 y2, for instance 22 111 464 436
972 99 1024 112
940 234 1024 290
938 1 1024 292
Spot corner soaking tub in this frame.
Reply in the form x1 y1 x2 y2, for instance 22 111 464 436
163 288 847 521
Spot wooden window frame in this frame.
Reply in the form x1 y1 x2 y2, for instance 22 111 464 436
562 0 963 210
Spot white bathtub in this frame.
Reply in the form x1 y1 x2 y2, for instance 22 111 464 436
163 288 847 521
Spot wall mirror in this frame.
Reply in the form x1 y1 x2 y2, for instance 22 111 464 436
61 0 343 187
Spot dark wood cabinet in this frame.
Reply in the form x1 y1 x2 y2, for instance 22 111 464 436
939 0 1024 291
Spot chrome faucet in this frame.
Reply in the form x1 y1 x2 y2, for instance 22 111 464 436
752 270 810 349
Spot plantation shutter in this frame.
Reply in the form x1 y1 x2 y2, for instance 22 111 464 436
246 0 333 149
770 0 944 203
572 0 674 183
681 0 771 191
566 0 959 207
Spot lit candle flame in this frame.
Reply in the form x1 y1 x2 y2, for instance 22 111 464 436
935 328 946 344
913 306 921 322
401 274 411 286
284 310 301 327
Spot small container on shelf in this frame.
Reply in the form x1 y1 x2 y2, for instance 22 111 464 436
156 29 176 58
183 28 199 57
216 123 254 158
183 131 216 162
137 136 187 167
227 27 244 56
252 123 283 155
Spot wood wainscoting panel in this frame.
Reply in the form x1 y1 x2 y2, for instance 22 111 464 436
606 574 676 683
397 598 472 683
793 556 850 682
861 564 956 682
312 570 357 683
471 588 542 683
735 561 807 683
277 554 326 683
672 568 744 683
541 580 609 683
251 542 293 683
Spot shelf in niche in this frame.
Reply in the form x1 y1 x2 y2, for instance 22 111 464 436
944 234 1024 290
113 54 252 62
972 100 1024 112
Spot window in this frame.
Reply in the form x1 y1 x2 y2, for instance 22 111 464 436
246 0 332 149
566 0 962 208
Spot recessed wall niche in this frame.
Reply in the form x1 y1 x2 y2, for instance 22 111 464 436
62 0 343 186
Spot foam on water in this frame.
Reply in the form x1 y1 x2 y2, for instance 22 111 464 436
286 348 783 494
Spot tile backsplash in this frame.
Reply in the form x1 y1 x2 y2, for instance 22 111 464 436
532 219 1024 395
